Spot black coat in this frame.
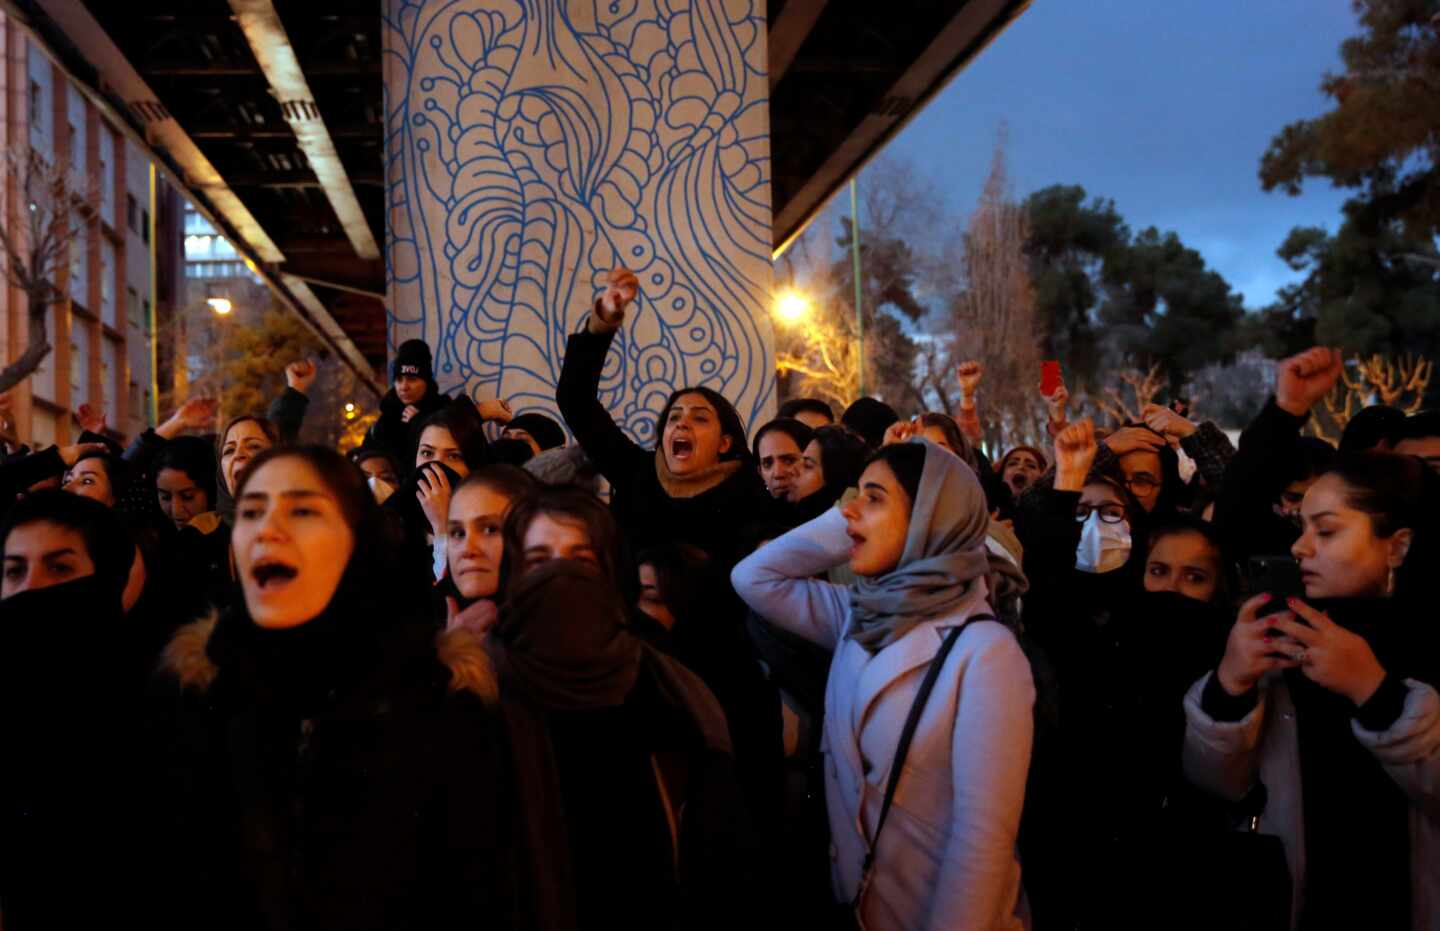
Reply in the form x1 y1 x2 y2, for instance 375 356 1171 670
365 385 450 471
555 327 770 570
150 607 511 931
1214 398 1308 569
0 578 158 930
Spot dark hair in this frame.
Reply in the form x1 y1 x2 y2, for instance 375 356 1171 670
454 463 540 504
233 446 400 611
236 445 379 538
809 425 868 494
1394 409 1440 446
778 398 835 424
157 436 218 508
502 484 631 602
634 542 714 624
218 416 280 458
1286 436 1339 486
1322 452 1440 598
751 417 814 460
413 403 489 475
999 445 1048 474
68 449 130 501
656 386 751 465
0 490 135 601
916 413 977 471
842 397 900 449
864 442 926 509
1145 513 1235 605
1341 405 1407 452
486 437 536 467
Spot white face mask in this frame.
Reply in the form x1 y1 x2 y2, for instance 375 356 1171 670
1075 511 1132 574
368 475 396 506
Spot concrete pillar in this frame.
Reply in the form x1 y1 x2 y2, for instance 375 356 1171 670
382 0 776 446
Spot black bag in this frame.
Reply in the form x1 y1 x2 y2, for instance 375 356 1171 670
1181 782 1292 931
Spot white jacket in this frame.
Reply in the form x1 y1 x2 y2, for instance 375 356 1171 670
732 507 1034 931
1183 671 1440 930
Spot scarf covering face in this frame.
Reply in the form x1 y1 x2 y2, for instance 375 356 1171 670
847 439 1007 652
489 559 642 711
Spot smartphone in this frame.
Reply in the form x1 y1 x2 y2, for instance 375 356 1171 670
1245 555 1304 616
1040 360 1062 397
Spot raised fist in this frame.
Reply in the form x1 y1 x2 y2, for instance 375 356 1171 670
1054 419 1098 492
76 403 107 435
286 359 318 394
1275 347 1344 417
476 398 514 424
594 267 639 330
957 361 983 397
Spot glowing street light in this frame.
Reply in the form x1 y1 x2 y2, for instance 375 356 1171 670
207 297 233 316
774 290 812 325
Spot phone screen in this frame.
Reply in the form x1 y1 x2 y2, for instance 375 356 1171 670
1040 360 1062 397
1246 555 1304 615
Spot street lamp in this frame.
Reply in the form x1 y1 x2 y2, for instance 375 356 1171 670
207 297 233 316
774 290 811 325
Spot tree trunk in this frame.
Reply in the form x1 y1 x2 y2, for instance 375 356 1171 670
0 294 53 395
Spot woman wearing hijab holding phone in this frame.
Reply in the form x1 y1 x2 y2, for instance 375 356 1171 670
732 438 1033 930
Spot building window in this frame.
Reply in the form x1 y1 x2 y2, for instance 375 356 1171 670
28 80 41 125
127 194 139 234
127 287 141 328
70 319 91 403
100 239 117 328
141 209 150 245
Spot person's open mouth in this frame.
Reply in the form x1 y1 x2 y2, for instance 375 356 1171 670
670 436 694 463
251 559 299 593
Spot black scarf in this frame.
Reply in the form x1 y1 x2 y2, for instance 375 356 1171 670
491 561 729 930
1289 597 1422 930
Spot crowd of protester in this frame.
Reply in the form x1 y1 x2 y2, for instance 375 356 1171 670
0 267 1437 931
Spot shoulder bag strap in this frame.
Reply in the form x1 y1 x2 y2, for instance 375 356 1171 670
854 615 995 898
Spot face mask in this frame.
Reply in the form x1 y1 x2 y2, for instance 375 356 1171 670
1076 512 1131 574
368 476 396 506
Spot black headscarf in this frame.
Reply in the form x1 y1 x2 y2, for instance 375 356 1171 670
491 560 730 930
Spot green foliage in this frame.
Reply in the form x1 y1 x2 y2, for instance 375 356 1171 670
1258 217 1440 362
1023 185 1129 386
1022 185 1242 393
1259 0 1440 241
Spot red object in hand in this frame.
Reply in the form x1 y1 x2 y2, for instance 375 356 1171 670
1040 361 1062 398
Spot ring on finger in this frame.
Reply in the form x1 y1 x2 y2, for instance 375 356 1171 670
1295 649 1308 665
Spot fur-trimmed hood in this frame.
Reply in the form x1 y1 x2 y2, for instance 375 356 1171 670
160 612 498 705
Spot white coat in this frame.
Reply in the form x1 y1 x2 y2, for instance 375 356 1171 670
1183 671 1440 931
732 507 1034 931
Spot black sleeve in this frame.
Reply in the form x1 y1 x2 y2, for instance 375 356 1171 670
1213 398 1307 562
267 387 310 445
0 446 65 504
1200 670 1260 722
1354 673 1408 732
555 317 649 483
1013 484 1084 590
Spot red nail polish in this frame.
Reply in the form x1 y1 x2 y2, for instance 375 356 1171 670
1263 636 1272 644
1287 597 1299 608
1258 593 1272 604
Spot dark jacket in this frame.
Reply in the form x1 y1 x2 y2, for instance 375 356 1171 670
555 327 770 570
366 385 450 471
150 606 511 931
0 577 157 930
1214 397 1309 570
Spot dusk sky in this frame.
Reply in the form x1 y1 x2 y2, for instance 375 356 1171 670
872 0 1362 311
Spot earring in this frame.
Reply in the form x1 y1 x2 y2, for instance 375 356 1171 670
1386 565 1397 596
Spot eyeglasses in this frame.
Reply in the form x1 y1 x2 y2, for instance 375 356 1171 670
1124 475 1159 493
1075 504 1126 524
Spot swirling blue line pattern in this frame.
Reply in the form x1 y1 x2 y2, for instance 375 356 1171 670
382 0 776 446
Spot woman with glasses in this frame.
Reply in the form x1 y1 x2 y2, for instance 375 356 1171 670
1016 421 1225 929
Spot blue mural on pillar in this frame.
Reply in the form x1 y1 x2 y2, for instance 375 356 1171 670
382 0 776 445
